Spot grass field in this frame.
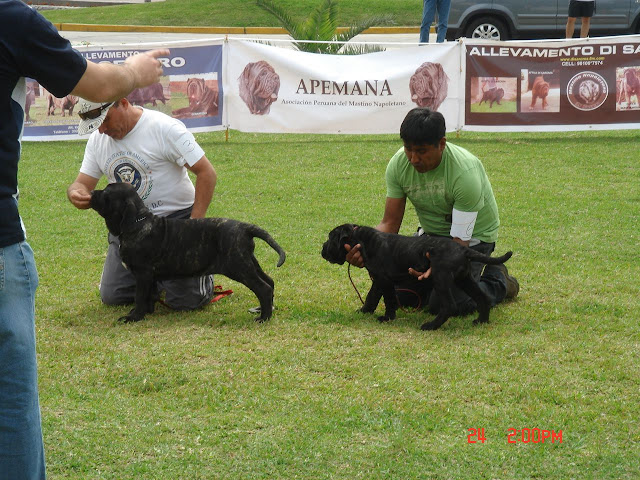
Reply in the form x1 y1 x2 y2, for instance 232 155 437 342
470 100 518 114
20 128 640 478
41 0 420 28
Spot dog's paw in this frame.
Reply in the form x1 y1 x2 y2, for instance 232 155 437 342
472 317 489 325
420 321 441 331
118 314 143 323
377 315 394 323
248 305 275 315
359 306 375 314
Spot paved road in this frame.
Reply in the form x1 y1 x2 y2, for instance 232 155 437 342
60 29 430 49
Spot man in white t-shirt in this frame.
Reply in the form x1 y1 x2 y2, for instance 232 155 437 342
67 98 218 310
566 0 595 38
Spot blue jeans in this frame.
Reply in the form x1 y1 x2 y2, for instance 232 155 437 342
420 0 451 43
0 242 46 480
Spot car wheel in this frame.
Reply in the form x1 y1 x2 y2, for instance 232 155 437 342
465 16 508 41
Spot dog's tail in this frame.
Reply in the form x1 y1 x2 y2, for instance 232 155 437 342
249 225 286 267
465 249 512 265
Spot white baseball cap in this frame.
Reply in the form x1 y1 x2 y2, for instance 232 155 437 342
77 99 115 135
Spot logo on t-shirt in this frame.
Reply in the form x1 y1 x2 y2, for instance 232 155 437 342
106 151 153 201
114 162 142 190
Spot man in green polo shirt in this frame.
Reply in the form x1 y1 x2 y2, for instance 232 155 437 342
346 107 518 316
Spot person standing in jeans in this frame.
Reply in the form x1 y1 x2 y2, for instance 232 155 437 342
420 0 452 43
566 0 596 38
0 1 168 479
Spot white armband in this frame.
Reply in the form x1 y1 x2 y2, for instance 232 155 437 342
450 208 478 241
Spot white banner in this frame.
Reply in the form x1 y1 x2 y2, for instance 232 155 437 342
225 39 463 134
22 35 640 140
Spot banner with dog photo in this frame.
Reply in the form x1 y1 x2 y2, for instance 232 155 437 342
23 39 226 141
464 35 640 132
225 39 463 134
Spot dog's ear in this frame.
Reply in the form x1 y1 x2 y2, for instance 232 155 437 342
338 224 356 248
119 198 140 234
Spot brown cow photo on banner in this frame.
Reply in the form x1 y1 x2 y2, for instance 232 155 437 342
409 61 449 111
25 81 36 123
127 82 168 107
520 69 560 113
616 66 640 111
47 93 78 117
238 60 280 115
171 76 219 119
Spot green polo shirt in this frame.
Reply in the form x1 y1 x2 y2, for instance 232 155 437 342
385 142 500 243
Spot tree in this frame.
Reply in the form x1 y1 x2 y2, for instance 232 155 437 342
256 0 394 54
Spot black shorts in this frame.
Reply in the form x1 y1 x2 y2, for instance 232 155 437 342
568 0 595 18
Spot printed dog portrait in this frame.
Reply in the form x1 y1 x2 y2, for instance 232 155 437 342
479 87 505 108
529 76 550 111
409 62 449 111
617 67 640 109
172 77 219 119
238 60 280 115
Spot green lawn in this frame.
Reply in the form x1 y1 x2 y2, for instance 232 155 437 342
42 0 421 28
470 100 518 114
20 129 640 478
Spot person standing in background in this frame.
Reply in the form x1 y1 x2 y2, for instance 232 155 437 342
566 0 596 38
420 0 452 43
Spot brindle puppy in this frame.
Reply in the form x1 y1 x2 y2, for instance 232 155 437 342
321 224 512 330
90 183 285 323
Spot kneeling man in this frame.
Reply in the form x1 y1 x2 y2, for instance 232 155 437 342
67 98 217 310
346 107 519 315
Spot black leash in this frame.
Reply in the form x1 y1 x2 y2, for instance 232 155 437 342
347 263 366 305
347 264 423 310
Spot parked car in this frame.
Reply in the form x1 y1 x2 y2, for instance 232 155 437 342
446 0 640 41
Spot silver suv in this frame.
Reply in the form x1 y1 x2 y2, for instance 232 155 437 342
446 0 640 41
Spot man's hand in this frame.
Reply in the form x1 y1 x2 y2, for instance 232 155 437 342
408 252 432 280
345 243 364 268
73 49 171 103
67 174 99 210
67 188 92 209
123 49 170 90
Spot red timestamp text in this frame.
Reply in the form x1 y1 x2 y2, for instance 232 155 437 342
467 428 563 444
507 428 563 444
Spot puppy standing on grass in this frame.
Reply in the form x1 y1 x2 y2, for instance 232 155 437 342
90 182 285 323
322 224 512 330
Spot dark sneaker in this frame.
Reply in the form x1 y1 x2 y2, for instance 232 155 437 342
497 264 519 299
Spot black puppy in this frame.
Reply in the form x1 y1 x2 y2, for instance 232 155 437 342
90 182 285 323
321 224 512 330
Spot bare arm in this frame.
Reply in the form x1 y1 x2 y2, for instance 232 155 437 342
186 156 217 219
67 173 100 210
452 237 470 247
376 196 406 233
71 49 170 102
346 196 407 267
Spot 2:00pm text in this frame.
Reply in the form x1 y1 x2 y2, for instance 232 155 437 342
467 428 563 444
